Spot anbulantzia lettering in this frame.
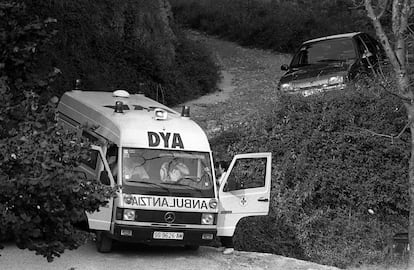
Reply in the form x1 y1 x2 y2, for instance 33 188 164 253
123 195 210 210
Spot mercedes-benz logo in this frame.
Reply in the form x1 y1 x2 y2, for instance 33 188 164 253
164 212 175 223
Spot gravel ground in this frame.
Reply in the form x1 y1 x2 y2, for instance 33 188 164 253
1 243 341 270
173 30 292 138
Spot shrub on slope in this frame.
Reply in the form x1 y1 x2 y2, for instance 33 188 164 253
211 85 408 267
171 0 372 53
26 0 220 105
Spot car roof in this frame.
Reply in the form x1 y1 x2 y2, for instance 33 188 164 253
303 32 362 44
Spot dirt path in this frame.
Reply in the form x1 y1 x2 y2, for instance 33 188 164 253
173 30 292 138
1 242 340 270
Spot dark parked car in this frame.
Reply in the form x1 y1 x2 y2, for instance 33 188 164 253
278 32 385 96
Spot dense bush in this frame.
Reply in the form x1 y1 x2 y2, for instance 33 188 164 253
210 84 409 267
26 0 219 106
0 1 115 261
171 0 373 53
152 29 220 105
0 97 115 262
1 0 219 261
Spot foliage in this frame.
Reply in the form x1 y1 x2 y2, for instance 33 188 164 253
0 96 115 262
0 1 114 261
25 0 220 106
153 29 220 105
362 0 414 266
171 0 374 53
211 83 409 267
0 1 58 101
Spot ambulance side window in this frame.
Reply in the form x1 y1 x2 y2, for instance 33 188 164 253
82 130 99 143
80 131 100 170
81 149 99 170
223 158 266 192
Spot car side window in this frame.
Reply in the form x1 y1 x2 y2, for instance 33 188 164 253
362 35 376 54
367 35 386 59
354 37 366 57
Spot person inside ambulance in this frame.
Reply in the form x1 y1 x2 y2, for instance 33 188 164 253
160 158 190 183
215 160 229 187
123 156 150 182
214 160 234 255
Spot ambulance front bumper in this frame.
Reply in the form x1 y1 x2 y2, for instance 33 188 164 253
112 224 216 246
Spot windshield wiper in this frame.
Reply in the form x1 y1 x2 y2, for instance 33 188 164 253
128 180 171 194
162 181 204 192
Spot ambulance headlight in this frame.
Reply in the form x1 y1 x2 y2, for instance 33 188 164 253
201 213 214 225
208 199 217 209
123 209 136 221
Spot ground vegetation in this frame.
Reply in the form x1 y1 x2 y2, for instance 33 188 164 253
171 0 374 53
171 0 411 267
211 83 409 268
362 0 414 267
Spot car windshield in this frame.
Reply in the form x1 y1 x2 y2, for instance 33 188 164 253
121 148 214 197
290 38 356 68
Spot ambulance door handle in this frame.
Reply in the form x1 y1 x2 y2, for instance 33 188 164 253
257 197 269 202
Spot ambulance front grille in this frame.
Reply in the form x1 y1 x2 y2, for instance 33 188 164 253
150 223 186 227
134 209 208 225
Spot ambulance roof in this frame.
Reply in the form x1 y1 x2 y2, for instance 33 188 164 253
58 90 211 152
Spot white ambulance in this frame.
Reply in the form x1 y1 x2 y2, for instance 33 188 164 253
57 89 272 252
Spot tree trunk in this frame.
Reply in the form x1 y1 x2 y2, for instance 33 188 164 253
408 104 414 267
365 0 413 265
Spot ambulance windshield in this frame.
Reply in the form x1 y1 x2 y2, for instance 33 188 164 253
122 148 214 197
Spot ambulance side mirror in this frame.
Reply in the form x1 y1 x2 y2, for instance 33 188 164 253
99 170 110 186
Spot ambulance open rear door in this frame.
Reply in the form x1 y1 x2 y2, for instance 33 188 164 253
217 152 272 237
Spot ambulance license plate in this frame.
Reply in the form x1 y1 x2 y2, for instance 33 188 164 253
153 231 184 240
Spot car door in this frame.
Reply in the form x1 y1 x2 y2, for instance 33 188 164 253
85 145 115 231
217 152 272 237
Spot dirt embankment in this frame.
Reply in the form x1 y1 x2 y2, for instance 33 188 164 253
173 30 291 138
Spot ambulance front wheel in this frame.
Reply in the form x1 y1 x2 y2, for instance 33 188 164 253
96 231 113 253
